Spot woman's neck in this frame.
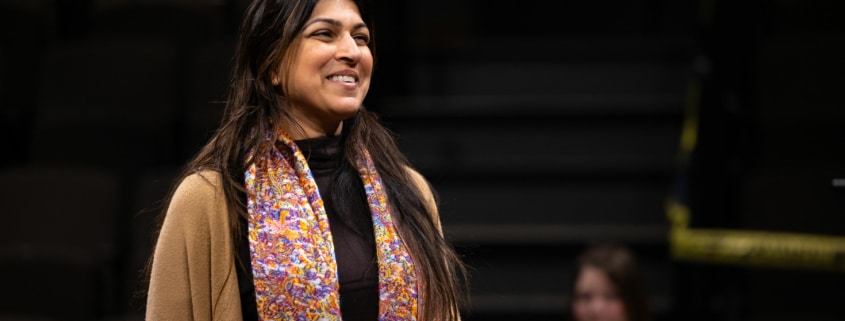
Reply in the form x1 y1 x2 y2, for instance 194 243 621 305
279 115 343 140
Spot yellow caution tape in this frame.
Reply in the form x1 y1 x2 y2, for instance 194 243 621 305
666 198 845 271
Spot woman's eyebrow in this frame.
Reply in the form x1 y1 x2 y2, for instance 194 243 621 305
304 18 368 30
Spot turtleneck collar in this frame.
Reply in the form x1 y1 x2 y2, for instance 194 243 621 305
294 135 344 173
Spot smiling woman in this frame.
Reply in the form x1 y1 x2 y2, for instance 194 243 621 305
275 0 374 137
140 0 469 320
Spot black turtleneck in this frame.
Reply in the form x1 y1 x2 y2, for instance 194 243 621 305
237 135 379 320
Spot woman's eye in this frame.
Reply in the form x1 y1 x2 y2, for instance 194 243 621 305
311 30 333 38
354 34 370 45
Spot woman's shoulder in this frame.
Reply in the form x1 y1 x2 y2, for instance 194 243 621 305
402 166 442 227
175 170 224 197
166 170 227 223
403 166 432 196
402 166 427 187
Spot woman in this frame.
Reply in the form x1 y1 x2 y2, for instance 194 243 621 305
143 0 468 319
569 244 650 321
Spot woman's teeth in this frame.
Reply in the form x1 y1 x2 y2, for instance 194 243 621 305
329 75 355 83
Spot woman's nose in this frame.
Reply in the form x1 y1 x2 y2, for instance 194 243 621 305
336 34 361 63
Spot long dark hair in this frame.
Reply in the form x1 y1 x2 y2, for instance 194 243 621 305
570 243 650 321
140 0 468 319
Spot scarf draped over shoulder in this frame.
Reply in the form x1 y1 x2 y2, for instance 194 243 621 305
244 128 419 320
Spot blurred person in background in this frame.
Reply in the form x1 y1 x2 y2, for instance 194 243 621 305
569 243 650 321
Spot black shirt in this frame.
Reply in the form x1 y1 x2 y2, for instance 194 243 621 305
237 135 379 321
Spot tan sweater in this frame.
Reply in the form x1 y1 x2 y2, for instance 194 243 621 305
145 169 440 321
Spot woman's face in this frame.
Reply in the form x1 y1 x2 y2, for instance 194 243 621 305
280 0 373 136
572 265 628 321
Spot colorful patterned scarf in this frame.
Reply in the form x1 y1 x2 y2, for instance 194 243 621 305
245 128 419 320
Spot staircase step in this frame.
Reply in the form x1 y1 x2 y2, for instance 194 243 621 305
393 118 682 176
378 93 685 118
444 223 668 245
394 60 692 97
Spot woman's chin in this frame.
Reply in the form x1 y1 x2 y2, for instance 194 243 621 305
331 104 363 119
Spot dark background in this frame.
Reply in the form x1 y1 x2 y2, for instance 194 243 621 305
1 0 844 320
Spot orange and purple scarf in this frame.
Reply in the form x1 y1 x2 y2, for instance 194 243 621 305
245 128 419 320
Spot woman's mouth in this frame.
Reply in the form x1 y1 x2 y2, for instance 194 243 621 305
328 75 356 83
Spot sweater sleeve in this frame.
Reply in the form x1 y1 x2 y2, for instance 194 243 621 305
146 171 243 321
